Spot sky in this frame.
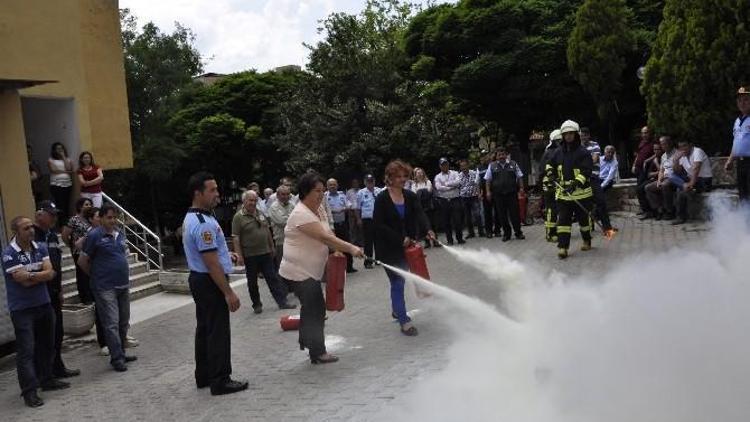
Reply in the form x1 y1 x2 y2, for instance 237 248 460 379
119 0 447 74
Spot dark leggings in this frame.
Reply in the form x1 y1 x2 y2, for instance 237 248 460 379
49 185 72 225
284 277 327 358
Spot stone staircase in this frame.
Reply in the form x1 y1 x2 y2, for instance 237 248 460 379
60 243 162 304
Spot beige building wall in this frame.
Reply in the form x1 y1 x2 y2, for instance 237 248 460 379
0 91 36 233
0 0 132 236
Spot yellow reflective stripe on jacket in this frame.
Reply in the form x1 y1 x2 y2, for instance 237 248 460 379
556 186 593 201
573 168 587 184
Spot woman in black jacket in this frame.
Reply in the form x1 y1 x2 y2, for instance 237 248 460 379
374 160 435 336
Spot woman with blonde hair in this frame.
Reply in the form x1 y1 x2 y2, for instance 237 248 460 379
409 167 438 248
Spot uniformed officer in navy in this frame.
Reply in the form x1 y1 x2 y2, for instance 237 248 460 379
325 178 357 273
2 216 70 407
33 201 80 379
183 172 248 396
725 85 750 202
484 147 526 241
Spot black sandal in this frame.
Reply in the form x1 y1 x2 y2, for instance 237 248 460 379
400 325 418 336
310 354 339 364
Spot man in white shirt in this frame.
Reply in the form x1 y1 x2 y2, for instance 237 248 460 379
433 158 464 245
672 140 713 225
267 185 295 271
346 179 362 246
645 136 677 220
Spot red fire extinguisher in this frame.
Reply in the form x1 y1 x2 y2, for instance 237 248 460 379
280 314 300 331
325 253 347 311
518 189 528 225
405 243 432 298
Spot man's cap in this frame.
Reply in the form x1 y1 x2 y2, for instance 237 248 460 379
549 129 562 141
364 174 375 181
36 200 60 215
439 157 449 165
738 86 750 96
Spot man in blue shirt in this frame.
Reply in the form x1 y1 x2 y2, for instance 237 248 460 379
2 216 69 407
725 86 750 202
33 201 80 379
182 171 248 396
326 178 356 273
357 174 381 268
78 204 136 373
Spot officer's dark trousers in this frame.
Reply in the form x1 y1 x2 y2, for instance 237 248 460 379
482 194 495 235
11 304 55 394
737 158 750 202
47 285 66 374
244 253 288 308
284 277 327 359
591 177 612 230
362 218 376 265
189 272 232 388
493 192 522 237
437 197 464 243
557 198 592 249
543 191 558 239
333 222 354 271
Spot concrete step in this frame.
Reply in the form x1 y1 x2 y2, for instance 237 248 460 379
60 253 137 284
129 279 164 301
61 259 146 295
63 271 160 304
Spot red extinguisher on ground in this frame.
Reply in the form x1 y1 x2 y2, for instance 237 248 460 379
405 243 432 298
325 253 347 311
280 314 301 331
518 189 528 225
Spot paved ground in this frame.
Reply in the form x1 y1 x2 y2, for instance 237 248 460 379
0 213 709 420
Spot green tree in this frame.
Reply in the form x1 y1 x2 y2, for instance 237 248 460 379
567 0 634 140
113 9 203 232
642 0 750 153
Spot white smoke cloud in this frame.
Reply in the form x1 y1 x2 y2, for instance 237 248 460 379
378 201 750 422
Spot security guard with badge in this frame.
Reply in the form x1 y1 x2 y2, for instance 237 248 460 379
725 85 750 202
545 120 594 259
183 172 248 396
33 201 80 378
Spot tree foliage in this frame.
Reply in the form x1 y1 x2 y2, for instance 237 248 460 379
567 0 634 124
642 0 750 153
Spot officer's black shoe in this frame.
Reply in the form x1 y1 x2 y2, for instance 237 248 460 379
124 355 138 363
346 268 358 274
671 218 687 225
515 233 525 240
112 361 128 372
41 379 70 391
457 239 466 245
466 233 475 239
502 236 511 242
253 305 263 314
210 379 249 396
23 390 44 408
53 367 80 378
446 240 454 246
279 303 297 310
639 212 654 220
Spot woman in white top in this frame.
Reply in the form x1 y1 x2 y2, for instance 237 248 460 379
278 172 363 364
409 167 438 248
48 142 74 224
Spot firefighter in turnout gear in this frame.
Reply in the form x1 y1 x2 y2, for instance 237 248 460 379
545 120 594 259
541 129 562 242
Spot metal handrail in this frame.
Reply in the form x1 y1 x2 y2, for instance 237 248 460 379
102 192 163 271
